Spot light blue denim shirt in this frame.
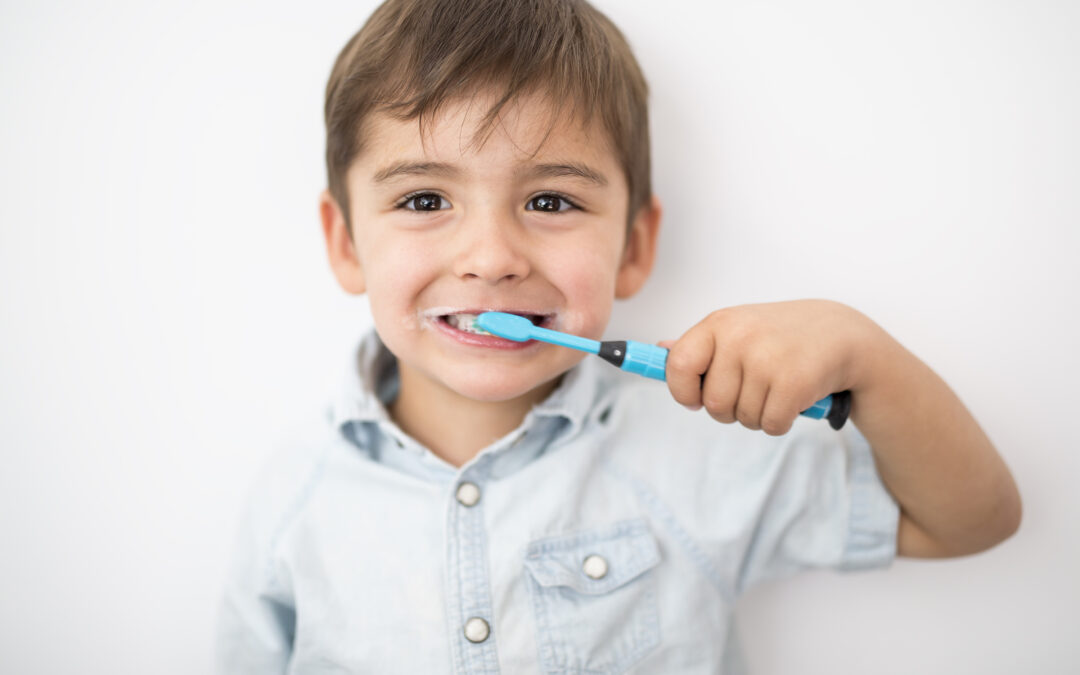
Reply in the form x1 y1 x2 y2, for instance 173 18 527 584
215 328 899 674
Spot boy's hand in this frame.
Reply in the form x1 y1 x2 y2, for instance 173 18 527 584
659 299 1022 557
660 299 879 436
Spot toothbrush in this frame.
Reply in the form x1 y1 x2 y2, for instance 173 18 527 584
474 311 852 430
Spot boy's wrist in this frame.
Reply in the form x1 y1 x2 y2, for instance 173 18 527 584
843 309 905 398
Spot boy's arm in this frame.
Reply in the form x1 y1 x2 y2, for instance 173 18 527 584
663 300 1022 559
848 329 1022 557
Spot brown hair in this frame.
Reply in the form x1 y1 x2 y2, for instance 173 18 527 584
323 0 651 236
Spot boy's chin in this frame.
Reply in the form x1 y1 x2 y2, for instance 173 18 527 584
444 366 566 404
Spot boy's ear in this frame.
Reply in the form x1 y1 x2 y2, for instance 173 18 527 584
615 194 662 299
319 188 366 295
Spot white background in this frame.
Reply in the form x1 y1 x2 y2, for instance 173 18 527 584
1 0 1077 672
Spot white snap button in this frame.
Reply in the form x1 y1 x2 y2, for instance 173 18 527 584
582 554 608 580
455 482 481 507
464 616 490 643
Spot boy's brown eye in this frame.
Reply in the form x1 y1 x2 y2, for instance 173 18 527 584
402 193 449 211
527 194 574 212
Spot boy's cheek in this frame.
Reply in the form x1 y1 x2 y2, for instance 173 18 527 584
364 252 437 328
513 243 613 337
547 268 617 337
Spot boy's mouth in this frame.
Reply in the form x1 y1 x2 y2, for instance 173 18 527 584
435 310 553 336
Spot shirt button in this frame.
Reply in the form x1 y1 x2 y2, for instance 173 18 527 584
463 617 490 643
455 482 481 507
582 554 608 580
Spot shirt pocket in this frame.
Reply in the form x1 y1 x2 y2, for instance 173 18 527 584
523 517 661 674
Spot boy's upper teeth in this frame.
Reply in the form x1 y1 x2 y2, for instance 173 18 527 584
445 311 544 319
443 311 546 334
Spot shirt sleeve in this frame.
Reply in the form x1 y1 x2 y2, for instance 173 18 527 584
213 441 315 674
732 417 900 594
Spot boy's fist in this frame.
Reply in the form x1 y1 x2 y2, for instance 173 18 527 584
660 300 877 436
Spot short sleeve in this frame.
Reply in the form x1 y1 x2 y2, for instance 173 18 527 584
214 484 296 675
213 433 327 674
837 420 902 571
733 418 900 593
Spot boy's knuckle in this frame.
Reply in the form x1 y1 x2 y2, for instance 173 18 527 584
708 408 734 424
735 407 759 430
701 393 727 412
761 415 791 436
705 308 730 325
667 349 696 374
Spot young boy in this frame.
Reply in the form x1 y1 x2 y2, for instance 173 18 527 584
215 0 1021 672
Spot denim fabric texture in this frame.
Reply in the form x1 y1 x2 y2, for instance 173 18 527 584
215 328 900 674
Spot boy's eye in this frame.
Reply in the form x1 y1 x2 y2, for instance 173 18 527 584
526 194 576 213
399 193 451 211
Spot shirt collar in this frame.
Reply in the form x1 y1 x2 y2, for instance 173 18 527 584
328 327 620 474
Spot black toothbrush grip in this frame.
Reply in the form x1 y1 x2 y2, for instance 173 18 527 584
826 390 852 430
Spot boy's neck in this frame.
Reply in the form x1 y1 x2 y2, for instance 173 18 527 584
389 362 562 468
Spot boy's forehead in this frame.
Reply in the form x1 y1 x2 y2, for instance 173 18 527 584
356 93 618 180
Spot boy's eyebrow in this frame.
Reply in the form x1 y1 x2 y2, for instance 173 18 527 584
524 162 608 187
371 160 608 187
371 161 460 183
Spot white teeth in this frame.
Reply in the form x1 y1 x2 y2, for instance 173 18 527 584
445 313 492 335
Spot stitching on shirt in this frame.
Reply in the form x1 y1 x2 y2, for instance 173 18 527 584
525 571 561 671
446 477 502 674
525 518 649 554
601 458 737 604
445 504 466 674
262 441 331 591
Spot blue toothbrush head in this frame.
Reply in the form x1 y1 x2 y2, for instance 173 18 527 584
475 312 535 342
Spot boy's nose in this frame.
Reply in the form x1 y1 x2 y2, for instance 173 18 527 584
452 215 531 284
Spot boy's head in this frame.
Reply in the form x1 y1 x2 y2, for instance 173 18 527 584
319 0 662 404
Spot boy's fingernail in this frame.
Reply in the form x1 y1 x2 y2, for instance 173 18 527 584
683 403 702 411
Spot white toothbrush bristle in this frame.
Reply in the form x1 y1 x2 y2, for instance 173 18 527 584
446 313 493 336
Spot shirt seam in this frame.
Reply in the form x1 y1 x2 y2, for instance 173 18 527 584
601 457 737 605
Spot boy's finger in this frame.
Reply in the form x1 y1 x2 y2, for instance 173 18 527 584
733 374 769 431
759 386 796 436
700 355 741 424
665 329 715 409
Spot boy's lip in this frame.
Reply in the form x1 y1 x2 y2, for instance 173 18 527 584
423 304 557 347
422 306 556 315
421 307 557 349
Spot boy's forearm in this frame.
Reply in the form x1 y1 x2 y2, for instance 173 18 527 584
848 325 1022 557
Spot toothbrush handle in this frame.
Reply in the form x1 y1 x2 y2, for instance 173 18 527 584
621 340 669 380
607 340 852 430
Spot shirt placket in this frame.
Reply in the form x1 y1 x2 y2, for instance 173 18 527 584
446 458 501 674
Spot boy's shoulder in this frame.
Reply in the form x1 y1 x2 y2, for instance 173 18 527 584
231 408 340 539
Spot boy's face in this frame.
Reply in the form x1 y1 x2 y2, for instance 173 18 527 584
320 90 660 404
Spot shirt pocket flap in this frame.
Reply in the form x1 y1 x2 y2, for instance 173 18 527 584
523 518 660 596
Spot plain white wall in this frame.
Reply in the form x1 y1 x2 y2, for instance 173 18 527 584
1 0 1076 672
